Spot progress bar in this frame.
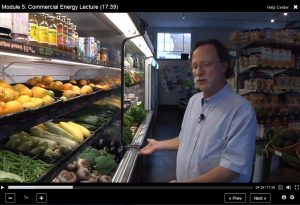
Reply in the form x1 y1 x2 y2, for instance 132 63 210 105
8 186 73 189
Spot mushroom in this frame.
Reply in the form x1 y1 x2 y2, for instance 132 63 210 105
77 158 90 169
52 177 60 183
57 170 77 183
76 167 90 181
66 161 77 171
100 175 112 183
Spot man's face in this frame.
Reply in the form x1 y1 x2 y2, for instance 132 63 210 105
192 44 227 96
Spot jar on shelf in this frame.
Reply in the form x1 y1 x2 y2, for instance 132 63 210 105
100 47 108 62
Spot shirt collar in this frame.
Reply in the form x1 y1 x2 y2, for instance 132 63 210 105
202 84 231 108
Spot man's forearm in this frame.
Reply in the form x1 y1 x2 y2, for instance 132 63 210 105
183 166 240 183
158 137 179 150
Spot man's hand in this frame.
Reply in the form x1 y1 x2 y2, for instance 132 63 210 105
138 139 159 155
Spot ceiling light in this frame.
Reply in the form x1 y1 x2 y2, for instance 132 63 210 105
131 36 153 58
270 19 275 23
104 13 140 38
283 13 288 16
104 13 153 58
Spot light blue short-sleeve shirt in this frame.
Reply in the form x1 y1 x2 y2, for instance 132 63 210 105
176 84 257 182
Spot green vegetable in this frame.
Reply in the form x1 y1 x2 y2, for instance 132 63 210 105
123 126 132 144
0 170 24 183
76 123 97 131
0 150 53 182
76 115 101 126
95 155 117 176
129 104 147 124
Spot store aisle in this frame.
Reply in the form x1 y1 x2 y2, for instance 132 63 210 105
143 106 183 182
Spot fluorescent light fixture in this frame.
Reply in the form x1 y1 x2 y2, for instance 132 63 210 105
131 36 153 58
270 18 275 23
50 59 120 70
50 59 102 67
104 13 139 38
104 13 153 58
0 51 42 60
283 12 288 16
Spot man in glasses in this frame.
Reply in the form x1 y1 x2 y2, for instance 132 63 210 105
139 39 257 183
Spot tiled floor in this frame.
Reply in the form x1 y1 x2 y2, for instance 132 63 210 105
142 106 184 182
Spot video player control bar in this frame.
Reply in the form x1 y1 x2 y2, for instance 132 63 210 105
8 186 73 189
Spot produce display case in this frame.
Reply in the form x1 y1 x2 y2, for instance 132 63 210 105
0 12 158 183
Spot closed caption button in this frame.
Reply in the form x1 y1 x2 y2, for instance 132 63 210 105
224 193 246 203
250 193 271 203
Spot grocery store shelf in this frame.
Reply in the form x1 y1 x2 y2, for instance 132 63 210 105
0 87 121 140
239 65 289 75
37 110 121 182
232 40 300 51
112 111 153 182
132 111 153 146
238 89 290 95
0 37 119 69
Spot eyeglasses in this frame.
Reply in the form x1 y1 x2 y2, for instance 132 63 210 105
192 61 220 70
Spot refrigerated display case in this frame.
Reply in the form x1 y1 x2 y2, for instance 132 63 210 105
111 20 158 182
0 12 158 183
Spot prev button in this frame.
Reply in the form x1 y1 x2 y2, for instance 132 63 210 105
250 193 271 203
224 193 246 203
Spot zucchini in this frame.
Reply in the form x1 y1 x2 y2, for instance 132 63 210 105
0 170 24 183
76 123 97 131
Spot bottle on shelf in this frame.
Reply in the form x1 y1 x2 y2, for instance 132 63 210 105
66 18 74 53
61 15 68 52
11 13 29 42
0 13 12 39
73 24 78 55
55 13 64 51
48 16 57 49
38 13 49 46
28 13 39 44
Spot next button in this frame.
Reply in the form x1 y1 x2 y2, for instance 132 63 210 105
250 193 271 203
224 193 246 203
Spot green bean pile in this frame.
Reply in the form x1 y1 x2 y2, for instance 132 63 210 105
0 150 53 182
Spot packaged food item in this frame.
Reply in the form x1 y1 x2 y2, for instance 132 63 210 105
55 13 64 50
0 13 12 39
100 47 108 62
38 13 48 45
78 37 85 57
48 16 57 48
28 13 38 44
11 13 28 42
84 37 95 59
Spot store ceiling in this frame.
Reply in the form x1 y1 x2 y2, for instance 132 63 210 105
139 12 300 31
